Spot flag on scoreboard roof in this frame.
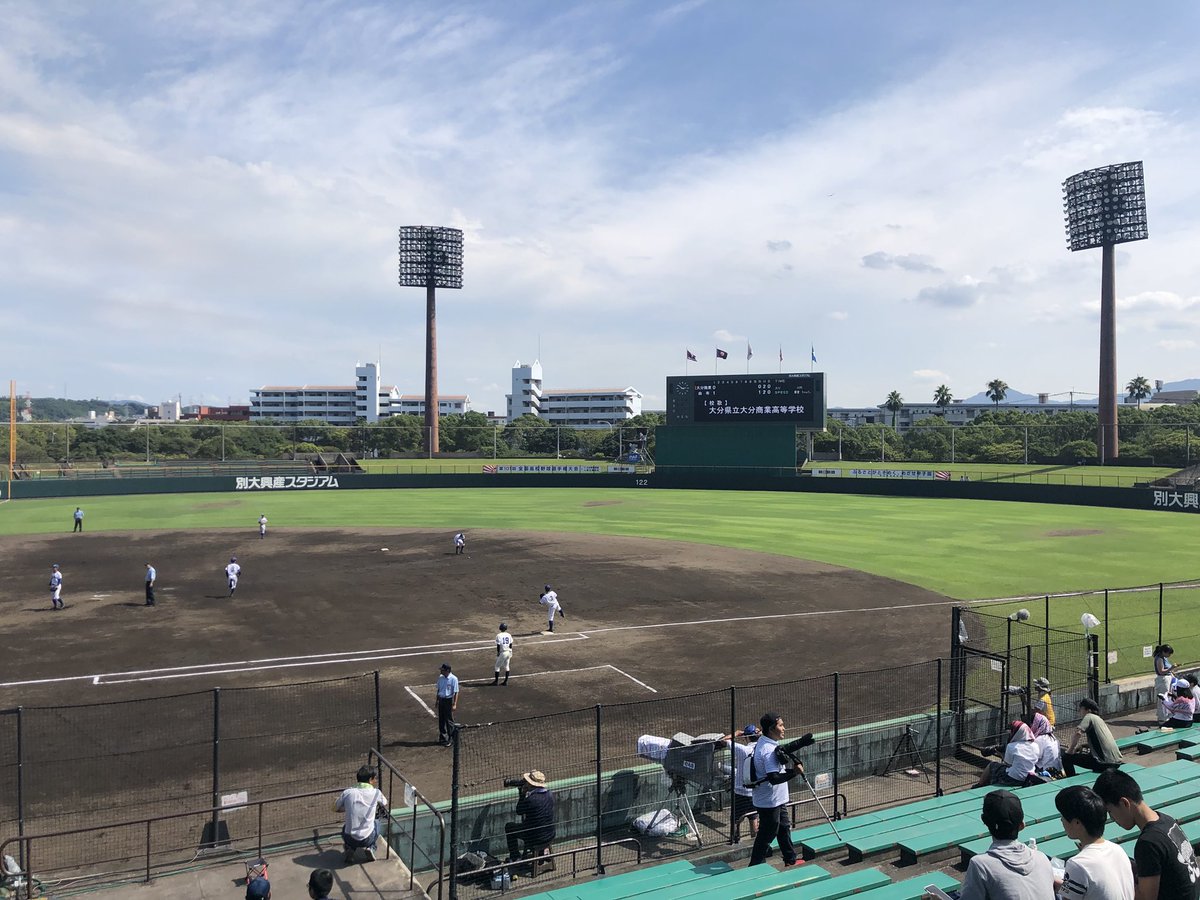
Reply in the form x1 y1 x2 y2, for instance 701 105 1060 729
811 345 817 363
686 349 697 362
779 346 784 363
747 343 753 361
716 348 728 359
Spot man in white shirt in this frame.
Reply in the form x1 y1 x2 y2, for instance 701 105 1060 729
748 711 805 867
334 765 388 864
50 563 64 610
258 514 268 539
1055 785 1134 900
435 663 459 745
539 585 564 633
454 532 466 555
492 622 513 686
225 557 241 596
721 725 760 844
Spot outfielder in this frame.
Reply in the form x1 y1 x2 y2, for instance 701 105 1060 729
225 556 241 596
538 584 565 633
258 514 268 539
492 622 513 685
49 563 64 610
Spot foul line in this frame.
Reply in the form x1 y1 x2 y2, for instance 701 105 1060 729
1 597 961 689
404 665 656 717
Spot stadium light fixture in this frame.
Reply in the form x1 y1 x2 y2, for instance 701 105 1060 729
398 226 464 455
1062 161 1148 464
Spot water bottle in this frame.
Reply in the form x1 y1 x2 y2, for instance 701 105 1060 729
1027 837 1037 853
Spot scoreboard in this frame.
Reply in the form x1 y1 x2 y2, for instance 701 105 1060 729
665 373 826 429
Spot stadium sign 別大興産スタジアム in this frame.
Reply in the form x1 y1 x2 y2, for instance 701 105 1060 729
1150 489 1200 512
235 475 340 491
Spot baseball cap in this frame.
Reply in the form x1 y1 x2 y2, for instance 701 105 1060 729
544 584 552 590
231 556 237 562
245 876 271 899
1174 677 1191 691
52 563 59 569
1034 677 1051 691
440 662 451 671
981 790 1024 830
742 724 760 737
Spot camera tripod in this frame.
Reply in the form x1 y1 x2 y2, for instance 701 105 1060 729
879 724 930 782
654 774 702 848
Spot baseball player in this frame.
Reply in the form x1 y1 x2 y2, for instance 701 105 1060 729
453 531 466 555
538 584 564 633
145 563 157 606
225 556 241 596
258 514 268 539
49 563 64 610
492 622 513 685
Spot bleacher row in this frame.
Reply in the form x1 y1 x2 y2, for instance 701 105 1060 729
518 730 1200 900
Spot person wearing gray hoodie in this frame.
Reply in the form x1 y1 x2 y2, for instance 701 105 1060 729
960 790 1054 900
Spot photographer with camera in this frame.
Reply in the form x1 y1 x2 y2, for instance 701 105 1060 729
334 765 388 865
504 770 557 868
748 712 811 868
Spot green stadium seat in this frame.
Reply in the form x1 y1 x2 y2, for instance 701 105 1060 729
854 873 961 900
761 868 893 900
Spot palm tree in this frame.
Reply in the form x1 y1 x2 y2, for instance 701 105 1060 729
986 379 1008 409
933 384 953 415
1126 375 1152 409
884 390 904 428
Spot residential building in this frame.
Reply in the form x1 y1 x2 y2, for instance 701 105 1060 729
392 395 471 416
505 360 642 428
507 360 543 420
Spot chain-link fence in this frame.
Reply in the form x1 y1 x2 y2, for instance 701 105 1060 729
449 663 949 898
2 673 380 872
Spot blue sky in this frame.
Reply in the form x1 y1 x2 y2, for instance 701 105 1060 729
3 1 1199 413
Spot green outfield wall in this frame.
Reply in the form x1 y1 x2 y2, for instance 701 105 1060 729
3 468 1196 516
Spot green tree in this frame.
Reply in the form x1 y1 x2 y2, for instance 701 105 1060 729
986 379 1008 408
884 391 904 428
1126 375 1152 409
933 384 953 414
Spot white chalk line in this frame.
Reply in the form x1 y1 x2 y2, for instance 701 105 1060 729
1 597 955 689
403 665 657 717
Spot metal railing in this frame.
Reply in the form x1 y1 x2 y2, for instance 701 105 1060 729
457 837 642 895
370 748 446 900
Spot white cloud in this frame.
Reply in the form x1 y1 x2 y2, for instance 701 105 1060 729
861 251 943 273
913 369 949 381
913 276 986 309
827 311 849 321
1158 339 1197 351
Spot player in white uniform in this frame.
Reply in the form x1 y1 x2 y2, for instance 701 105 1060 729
492 622 514 685
225 556 241 596
538 584 564 633
258 514 268 539
49 563 64 610
453 532 466 555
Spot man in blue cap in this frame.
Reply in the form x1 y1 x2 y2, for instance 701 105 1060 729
721 725 761 844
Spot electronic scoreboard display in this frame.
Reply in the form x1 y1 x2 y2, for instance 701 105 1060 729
665 373 826 428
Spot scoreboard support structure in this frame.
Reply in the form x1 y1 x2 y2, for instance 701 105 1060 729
656 423 801 471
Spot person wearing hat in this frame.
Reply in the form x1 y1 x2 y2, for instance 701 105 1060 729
245 875 271 899
956 790 1053 900
505 770 556 865
1094 768 1200 900
49 563 64 610
307 868 334 899
1160 680 1195 730
538 585 564 634
1032 677 1055 727
258 513 268 539
493 623 514 686
453 531 466 555
225 556 241 597
435 663 459 745
144 562 157 606
73 506 84 532
334 765 388 864
719 725 761 844
974 721 1041 788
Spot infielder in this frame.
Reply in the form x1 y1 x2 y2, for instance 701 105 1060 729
49 563 64 610
492 622 513 685
225 556 241 596
258 514 268 539
453 531 466 555
538 584 564 633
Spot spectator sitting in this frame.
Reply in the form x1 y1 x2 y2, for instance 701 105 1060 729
1053 785 1134 900
307 868 334 899
957 790 1054 900
1189 677 1200 722
505 770 556 865
1140 680 1196 732
975 721 1041 788
1033 677 1055 727
1030 713 1061 774
245 876 271 900
1061 699 1123 777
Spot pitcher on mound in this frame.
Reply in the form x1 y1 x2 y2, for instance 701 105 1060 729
539 584 565 633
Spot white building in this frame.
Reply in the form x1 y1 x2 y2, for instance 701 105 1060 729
392 395 471 416
505 360 642 428
251 362 402 424
507 360 543 420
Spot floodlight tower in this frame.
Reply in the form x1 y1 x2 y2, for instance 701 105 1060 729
398 226 463 456
1062 161 1148 464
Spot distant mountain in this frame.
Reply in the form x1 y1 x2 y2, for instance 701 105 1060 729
959 388 1043 405
0 398 151 422
1159 379 1200 392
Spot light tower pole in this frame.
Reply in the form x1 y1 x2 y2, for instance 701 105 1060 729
1062 161 1148 464
398 226 463 456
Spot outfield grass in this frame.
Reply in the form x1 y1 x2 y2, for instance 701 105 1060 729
3 488 1193 601
804 460 1174 487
